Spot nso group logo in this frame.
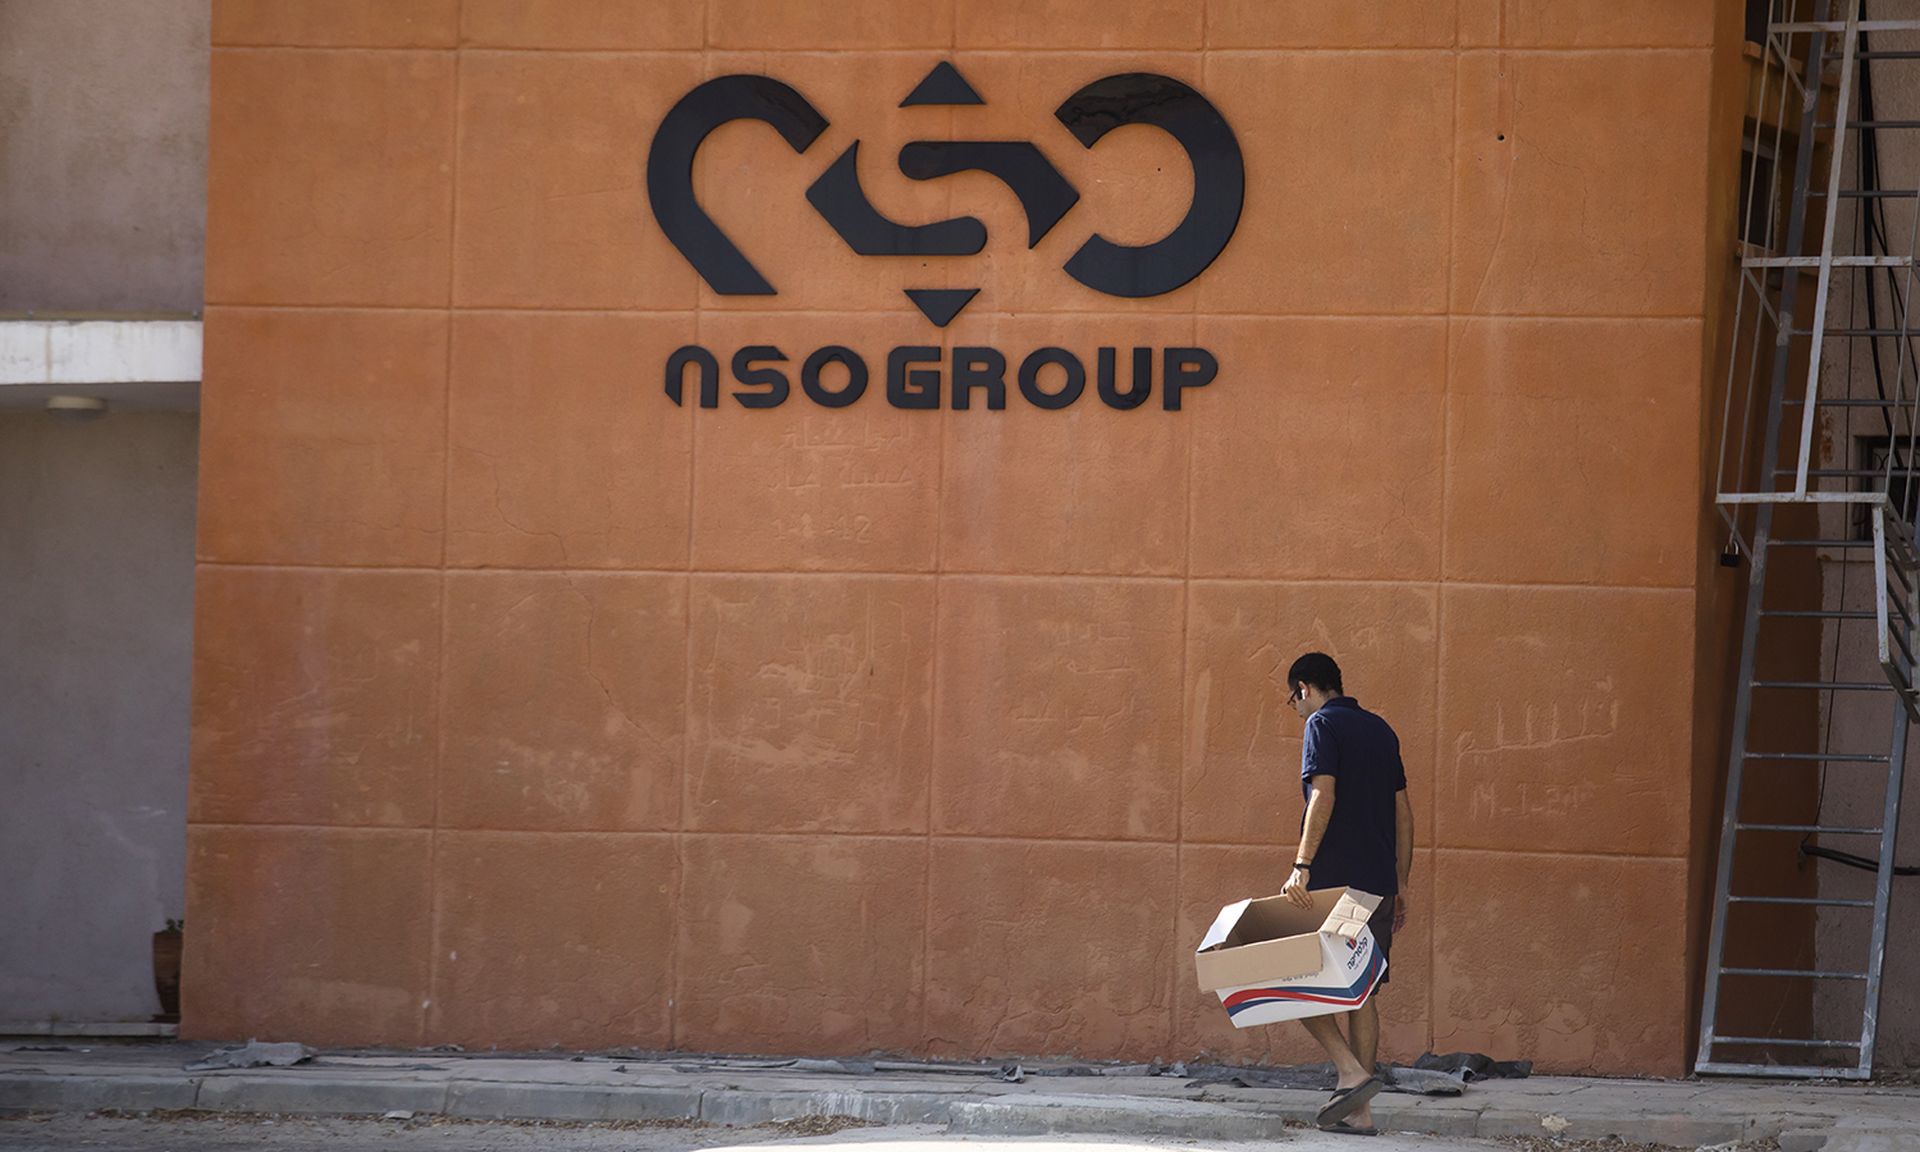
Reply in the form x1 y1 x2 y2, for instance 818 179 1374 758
647 62 1243 413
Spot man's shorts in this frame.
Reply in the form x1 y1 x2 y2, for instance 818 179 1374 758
1366 898 1395 987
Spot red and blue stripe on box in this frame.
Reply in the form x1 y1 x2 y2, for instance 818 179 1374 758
1220 944 1384 1017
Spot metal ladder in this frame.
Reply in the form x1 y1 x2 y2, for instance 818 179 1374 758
1705 0 1916 1079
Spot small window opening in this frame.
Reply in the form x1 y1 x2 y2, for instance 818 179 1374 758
1853 434 1920 540
1741 135 1781 251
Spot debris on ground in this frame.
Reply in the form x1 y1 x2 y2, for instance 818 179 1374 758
1417 1051 1535 1081
1501 1135 1783 1152
1185 1057 1523 1097
671 1057 880 1076
182 1041 313 1072
752 1115 880 1138
1383 1067 1467 1096
1502 1136 1684 1152
73 1110 722 1135
656 1050 1538 1098
424 1115 711 1131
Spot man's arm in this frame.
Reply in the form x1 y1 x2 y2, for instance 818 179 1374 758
1283 775 1335 908
1394 788 1414 930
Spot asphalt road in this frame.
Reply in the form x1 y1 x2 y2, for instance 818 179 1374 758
0 1117 1513 1152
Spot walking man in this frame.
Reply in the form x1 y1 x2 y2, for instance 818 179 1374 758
1280 652 1414 1136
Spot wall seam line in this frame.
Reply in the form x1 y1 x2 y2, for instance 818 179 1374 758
188 563 1706 593
1431 31 1465 1059
424 4 465 1051
1171 297 1198 1058
181 822 1698 862
920 202 956 1054
673 142 707 1055
192 303 1714 322
207 44 1717 56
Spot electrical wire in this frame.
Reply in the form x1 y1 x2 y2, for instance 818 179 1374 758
1803 843 1920 875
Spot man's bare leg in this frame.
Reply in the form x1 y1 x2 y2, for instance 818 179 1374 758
1299 1012 1372 1102
1346 997 1380 1073
1341 998 1381 1128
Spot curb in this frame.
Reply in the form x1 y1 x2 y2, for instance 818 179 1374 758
0 1072 1807 1145
947 1095 1296 1141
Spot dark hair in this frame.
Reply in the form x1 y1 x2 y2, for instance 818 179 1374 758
1286 652 1343 696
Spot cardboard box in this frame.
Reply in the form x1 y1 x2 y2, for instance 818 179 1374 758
1194 887 1385 1027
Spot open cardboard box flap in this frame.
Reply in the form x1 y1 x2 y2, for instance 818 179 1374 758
1193 887 1382 993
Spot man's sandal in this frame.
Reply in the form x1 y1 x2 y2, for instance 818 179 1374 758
1314 1076 1384 1129
1323 1122 1380 1137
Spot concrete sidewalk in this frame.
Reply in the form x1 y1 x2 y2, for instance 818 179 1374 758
2 1043 1916 1149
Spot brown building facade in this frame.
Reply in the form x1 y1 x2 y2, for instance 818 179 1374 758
183 0 1750 1076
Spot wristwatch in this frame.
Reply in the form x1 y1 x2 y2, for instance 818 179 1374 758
1293 860 1312 870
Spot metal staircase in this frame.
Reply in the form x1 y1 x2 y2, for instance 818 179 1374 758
1705 0 1916 1079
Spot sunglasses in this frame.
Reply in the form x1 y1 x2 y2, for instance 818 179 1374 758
1287 685 1303 704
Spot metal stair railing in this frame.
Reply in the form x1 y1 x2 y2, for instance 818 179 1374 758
1705 0 1915 1079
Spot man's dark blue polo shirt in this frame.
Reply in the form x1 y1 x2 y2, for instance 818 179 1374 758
1300 696 1406 897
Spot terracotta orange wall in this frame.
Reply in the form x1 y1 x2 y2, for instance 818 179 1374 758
186 0 1724 1076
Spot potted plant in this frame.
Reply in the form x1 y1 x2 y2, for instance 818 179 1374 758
152 919 182 1023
